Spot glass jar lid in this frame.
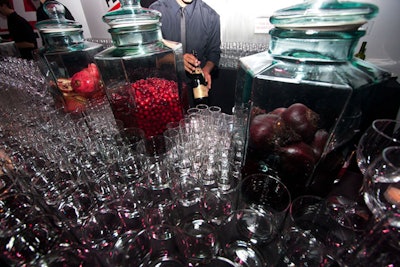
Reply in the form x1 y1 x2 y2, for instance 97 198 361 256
103 0 161 29
36 1 81 33
270 0 378 31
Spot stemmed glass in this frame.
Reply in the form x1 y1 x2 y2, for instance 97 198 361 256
362 146 400 225
356 119 400 175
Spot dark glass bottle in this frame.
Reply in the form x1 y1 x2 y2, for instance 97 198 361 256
190 50 209 106
355 41 367 60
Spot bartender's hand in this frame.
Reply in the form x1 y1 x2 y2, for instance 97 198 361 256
202 69 212 89
183 53 214 89
183 53 200 74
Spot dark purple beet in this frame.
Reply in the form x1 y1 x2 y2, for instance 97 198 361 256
249 113 280 151
270 107 287 116
281 103 320 143
249 113 302 152
250 106 266 120
279 142 317 176
311 129 329 158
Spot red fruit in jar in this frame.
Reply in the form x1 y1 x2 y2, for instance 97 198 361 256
71 69 97 94
57 78 73 92
281 103 319 143
249 113 279 151
279 142 316 176
250 106 266 120
249 113 301 151
270 107 287 116
87 63 100 80
63 95 87 113
127 77 183 137
311 129 329 158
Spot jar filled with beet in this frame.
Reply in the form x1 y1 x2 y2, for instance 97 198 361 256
235 0 395 198
36 1 105 113
94 0 188 138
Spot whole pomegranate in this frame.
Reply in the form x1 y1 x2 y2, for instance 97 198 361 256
71 69 97 94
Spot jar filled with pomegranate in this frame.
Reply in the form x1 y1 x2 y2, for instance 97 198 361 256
94 0 188 138
235 0 395 197
36 1 106 113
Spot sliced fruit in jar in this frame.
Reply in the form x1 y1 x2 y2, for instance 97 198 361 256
64 95 87 113
57 78 73 92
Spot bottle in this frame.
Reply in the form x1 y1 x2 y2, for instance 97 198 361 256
190 50 209 106
354 41 367 60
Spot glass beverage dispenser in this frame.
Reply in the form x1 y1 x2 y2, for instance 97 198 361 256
94 0 187 138
36 1 105 113
235 0 393 197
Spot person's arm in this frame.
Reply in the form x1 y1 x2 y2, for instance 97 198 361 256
204 12 221 73
202 60 215 89
14 41 35 48
36 5 48 22
201 11 221 89
64 6 75 21
183 12 220 89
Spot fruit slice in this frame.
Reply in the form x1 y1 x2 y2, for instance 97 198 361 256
64 95 87 113
57 78 73 92
384 185 400 207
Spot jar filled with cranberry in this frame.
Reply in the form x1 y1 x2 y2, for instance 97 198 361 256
36 1 106 113
94 0 188 138
235 0 396 198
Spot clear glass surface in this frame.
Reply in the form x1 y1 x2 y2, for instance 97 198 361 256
270 0 379 31
357 119 400 175
236 0 392 198
363 146 400 226
36 1 106 113
95 0 186 138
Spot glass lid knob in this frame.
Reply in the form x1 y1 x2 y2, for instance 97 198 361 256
103 0 160 29
36 1 80 33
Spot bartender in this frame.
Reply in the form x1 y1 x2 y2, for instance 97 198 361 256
149 0 221 90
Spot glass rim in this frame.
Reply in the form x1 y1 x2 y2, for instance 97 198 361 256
372 119 400 142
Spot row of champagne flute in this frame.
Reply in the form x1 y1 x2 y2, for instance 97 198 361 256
342 118 400 266
0 56 250 265
0 58 344 266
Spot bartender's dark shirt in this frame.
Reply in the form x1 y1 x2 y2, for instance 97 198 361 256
149 0 221 68
7 11 37 60
36 0 75 22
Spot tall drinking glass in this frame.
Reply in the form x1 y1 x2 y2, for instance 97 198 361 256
363 146 400 226
356 119 400 175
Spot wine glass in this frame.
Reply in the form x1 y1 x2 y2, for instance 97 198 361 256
356 119 400 175
362 146 400 225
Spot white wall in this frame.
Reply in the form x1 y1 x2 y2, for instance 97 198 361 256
56 0 91 39
355 0 400 78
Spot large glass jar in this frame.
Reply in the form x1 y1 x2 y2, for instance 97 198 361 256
94 0 187 138
36 1 105 113
235 0 394 197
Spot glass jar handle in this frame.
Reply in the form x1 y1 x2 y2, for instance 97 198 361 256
119 0 141 8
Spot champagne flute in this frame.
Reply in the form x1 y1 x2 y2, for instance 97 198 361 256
356 119 400 175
